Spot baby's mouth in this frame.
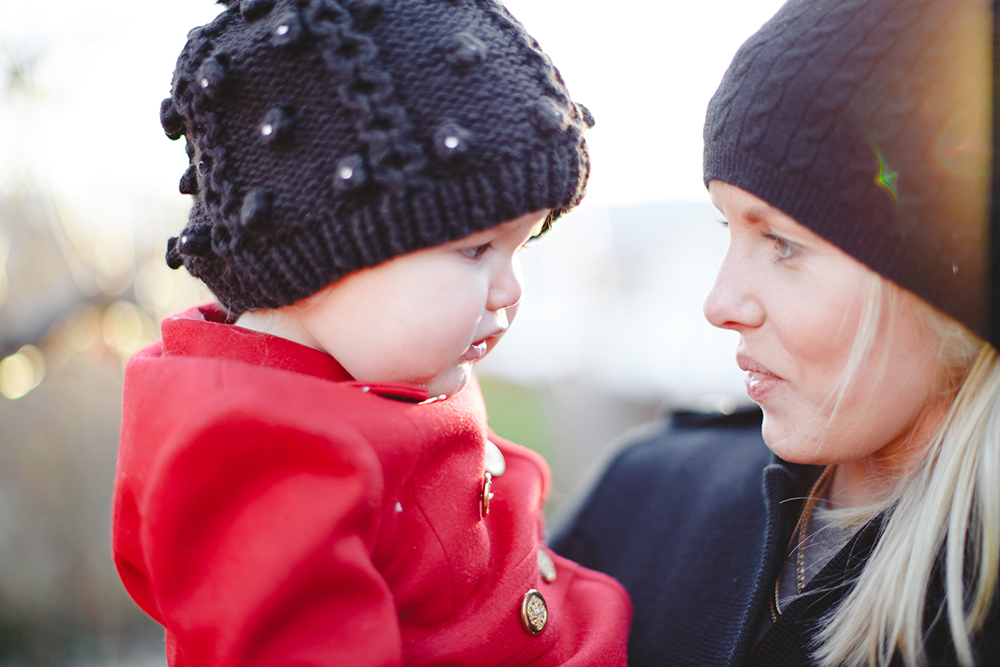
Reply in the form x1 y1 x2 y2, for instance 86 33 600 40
462 328 506 362
462 341 488 361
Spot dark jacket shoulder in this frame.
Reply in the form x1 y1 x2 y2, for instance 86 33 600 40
552 408 773 667
551 407 769 568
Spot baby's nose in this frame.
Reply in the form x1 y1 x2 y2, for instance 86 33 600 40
487 262 523 311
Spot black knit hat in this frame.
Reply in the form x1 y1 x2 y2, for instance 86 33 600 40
704 0 991 338
162 0 594 316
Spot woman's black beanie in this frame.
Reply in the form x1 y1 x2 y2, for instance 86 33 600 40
162 0 594 316
704 0 990 338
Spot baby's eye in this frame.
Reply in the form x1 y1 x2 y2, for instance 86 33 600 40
460 243 491 260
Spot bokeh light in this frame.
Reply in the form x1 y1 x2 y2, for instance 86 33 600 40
101 300 158 363
64 304 102 353
0 345 45 400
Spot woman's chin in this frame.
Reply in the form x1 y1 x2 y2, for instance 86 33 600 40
761 416 821 465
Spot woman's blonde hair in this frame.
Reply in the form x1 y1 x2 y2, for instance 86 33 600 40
810 274 999 667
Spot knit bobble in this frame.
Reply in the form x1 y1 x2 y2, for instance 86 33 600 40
241 189 274 228
334 155 367 191
532 99 567 134
179 165 199 195
240 0 275 21
576 103 595 129
176 224 214 257
160 98 185 140
433 123 471 161
259 107 295 145
197 57 228 100
446 32 487 70
271 11 304 47
165 237 185 270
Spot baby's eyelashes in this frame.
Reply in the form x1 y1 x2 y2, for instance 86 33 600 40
519 235 541 251
460 244 491 260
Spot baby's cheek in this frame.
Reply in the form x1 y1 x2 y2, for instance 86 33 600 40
386 330 463 380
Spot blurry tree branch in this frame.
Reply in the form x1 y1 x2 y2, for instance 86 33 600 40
3 46 43 99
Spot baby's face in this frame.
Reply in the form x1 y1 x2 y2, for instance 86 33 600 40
287 209 548 398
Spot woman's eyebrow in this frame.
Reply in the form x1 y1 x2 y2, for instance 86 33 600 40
744 207 771 225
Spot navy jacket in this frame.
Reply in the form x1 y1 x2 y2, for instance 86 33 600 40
551 409 1000 666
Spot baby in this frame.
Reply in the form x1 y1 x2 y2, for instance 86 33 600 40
111 0 630 665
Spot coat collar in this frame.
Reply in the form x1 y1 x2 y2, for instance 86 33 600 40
160 303 355 383
158 304 432 401
728 456 822 666
735 457 889 667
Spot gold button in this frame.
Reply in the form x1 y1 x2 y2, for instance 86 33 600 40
480 472 494 518
520 589 548 634
537 547 557 583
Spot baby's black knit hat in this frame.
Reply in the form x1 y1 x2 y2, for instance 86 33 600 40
704 0 990 338
162 0 594 316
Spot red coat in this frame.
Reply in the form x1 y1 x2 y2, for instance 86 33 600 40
113 304 631 667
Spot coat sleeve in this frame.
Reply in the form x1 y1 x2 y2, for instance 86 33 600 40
119 411 402 667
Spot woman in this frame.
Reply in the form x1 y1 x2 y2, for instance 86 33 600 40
552 0 998 665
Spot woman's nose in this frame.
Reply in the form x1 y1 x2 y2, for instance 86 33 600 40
703 252 764 331
487 258 523 312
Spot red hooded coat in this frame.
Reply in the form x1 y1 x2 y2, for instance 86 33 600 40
112 304 631 667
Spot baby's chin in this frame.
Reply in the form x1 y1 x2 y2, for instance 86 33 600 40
423 362 474 400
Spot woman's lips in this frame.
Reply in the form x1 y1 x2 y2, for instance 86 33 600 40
744 371 781 402
736 354 782 402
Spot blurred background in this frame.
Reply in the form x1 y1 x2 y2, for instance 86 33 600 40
0 0 785 663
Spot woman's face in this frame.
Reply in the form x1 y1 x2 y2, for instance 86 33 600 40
703 181 943 469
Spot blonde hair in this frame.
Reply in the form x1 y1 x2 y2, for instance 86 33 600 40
809 275 999 667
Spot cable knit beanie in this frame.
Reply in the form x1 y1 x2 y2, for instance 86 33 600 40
704 0 991 338
162 0 594 316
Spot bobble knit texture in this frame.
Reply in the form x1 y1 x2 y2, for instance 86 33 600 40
704 0 991 337
162 0 593 315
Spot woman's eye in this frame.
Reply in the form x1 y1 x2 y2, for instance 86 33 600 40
764 233 798 261
460 243 491 260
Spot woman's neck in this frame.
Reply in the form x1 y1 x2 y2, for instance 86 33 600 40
828 399 949 510
829 459 896 509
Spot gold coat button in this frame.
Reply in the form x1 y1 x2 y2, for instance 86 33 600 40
520 589 548 634
480 472 494 518
537 547 557 583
